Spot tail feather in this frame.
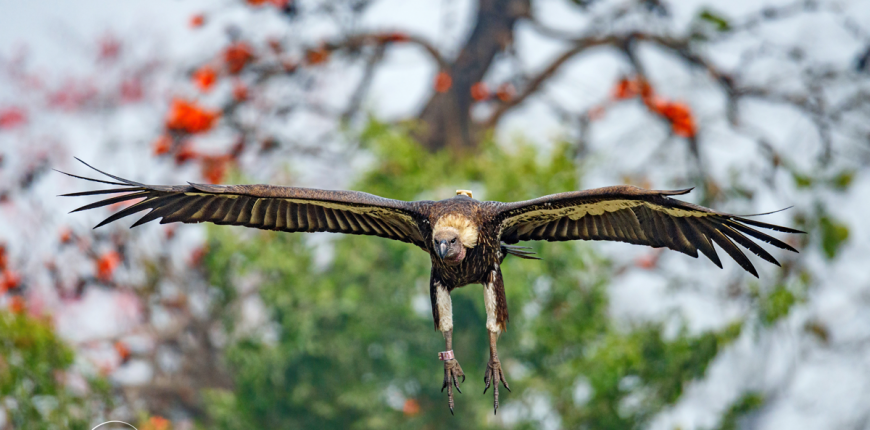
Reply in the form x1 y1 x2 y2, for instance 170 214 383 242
501 243 540 260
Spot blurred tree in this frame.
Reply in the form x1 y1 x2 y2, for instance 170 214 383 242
0 0 867 428
200 124 746 428
0 310 112 429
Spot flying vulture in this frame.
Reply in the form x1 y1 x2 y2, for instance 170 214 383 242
60 159 803 414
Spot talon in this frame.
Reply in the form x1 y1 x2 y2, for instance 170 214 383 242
484 357 509 415
442 358 465 414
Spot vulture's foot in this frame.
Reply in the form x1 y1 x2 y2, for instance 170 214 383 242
483 355 510 414
442 357 465 415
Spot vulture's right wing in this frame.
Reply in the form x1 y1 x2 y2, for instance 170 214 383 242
493 185 804 277
59 159 433 251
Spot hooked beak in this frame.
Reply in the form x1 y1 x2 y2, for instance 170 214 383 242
438 240 448 259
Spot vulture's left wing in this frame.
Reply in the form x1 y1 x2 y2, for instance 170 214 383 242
59 159 432 250
494 185 804 277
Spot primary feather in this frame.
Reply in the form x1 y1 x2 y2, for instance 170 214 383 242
59 159 432 251
61 160 803 276
494 185 804 277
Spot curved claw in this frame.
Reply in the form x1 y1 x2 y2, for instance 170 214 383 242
484 358 510 415
442 358 465 414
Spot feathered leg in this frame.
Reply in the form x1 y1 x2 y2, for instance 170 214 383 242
431 272 464 414
482 265 510 414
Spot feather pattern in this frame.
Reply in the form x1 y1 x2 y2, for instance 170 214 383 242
60 161 803 280
494 185 804 277
59 159 432 250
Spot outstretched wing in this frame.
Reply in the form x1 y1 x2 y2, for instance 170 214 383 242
494 185 804 277
59 159 432 250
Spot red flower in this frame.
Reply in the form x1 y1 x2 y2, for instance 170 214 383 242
59 227 73 244
99 34 121 61
190 14 205 28
587 105 606 121
470 82 489 101
282 59 298 73
613 75 697 139
232 80 248 102
0 108 27 130
9 296 25 314
651 101 696 138
496 83 515 102
115 341 131 363
247 0 290 7
305 46 331 65
635 250 662 269
48 81 97 110
189 246 208 267
95 251 121 282
165 98 220 134
638 78 654 100
153 135 172 155
377 32 410 44
268 38 283 54
120 78 143 103
613 77 638 99
1 271 21 293
174 143 199 165
193 66 218 92
0 245 7 271
201 155 230 184
434 72 452 93
224 42 254 75
143 416 170 430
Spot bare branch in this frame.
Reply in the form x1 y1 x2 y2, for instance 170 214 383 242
484 36 619 127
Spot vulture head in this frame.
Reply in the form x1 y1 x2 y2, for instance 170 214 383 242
435 227 467 265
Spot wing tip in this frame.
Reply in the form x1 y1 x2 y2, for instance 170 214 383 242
658 187 694 196
732 207 806 235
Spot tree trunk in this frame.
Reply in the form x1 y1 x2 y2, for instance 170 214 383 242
415 0 530 151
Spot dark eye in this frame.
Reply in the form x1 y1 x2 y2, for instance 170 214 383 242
450 238 456 244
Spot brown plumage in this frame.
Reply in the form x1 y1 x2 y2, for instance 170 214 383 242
59 159 804 415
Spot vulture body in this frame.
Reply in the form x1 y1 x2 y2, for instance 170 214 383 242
60 159 804 414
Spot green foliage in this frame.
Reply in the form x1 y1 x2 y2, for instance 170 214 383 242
791 167 855 192
202 123 748 428
791 171 813 189
819 215 849 259
760 285 797 326
749 274 808 326
713 392 764 430
786 164 853 260
0 311 111 430
830 170 855 191
698 9 731 32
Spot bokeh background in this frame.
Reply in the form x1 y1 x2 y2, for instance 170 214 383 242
1 0 869 428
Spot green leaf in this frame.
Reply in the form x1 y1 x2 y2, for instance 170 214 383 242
792 171 813 188
830 170 855 191
819 215 849 259
699 9 731 32
715 392 764 430
0 311 111 430
760 285 798 326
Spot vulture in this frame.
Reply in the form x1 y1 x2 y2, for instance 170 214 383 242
60 159 803 414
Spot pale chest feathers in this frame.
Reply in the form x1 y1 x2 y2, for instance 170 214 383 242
433 213 479 248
